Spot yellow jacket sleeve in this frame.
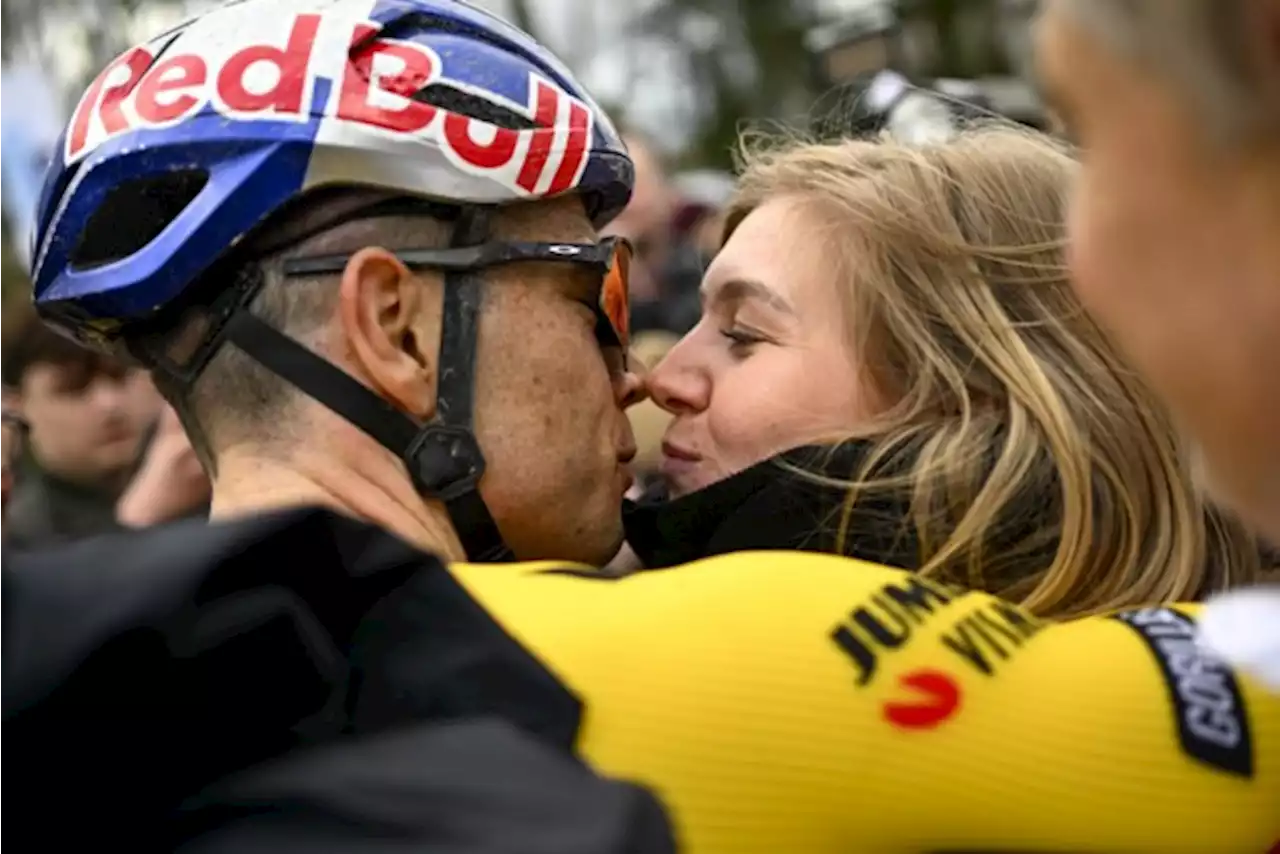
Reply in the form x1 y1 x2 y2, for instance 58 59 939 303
450 551 1280 853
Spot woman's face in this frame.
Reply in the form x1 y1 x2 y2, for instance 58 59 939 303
647 196 879 497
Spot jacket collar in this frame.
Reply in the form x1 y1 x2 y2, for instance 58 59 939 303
623 442 925 570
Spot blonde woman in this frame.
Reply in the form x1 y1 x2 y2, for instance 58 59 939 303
625 126 1270 618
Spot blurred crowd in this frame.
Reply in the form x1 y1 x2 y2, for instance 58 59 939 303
1 297 211 546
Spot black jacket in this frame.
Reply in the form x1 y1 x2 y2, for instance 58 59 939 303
623 442 1057 583
2 509 674 853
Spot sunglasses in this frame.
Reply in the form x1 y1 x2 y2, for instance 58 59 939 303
282 236 632 350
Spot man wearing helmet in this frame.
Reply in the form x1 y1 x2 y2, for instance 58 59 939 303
13 2 665 849
32 0 642 564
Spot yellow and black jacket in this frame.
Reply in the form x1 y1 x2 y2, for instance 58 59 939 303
6 508 1278 852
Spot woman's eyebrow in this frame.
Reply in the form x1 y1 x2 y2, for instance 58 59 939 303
700 278 796 316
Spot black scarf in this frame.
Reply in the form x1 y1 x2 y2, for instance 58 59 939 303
623 440 1060 587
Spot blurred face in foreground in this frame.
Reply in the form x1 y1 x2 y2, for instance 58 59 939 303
1034 0 1280 538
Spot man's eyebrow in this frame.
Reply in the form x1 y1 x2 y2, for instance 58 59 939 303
700 278 796 315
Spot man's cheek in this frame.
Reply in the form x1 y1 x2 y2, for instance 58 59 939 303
1067 167 1154 305
1064 188 1116 316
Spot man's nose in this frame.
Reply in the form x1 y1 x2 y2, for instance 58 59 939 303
614 358 648 410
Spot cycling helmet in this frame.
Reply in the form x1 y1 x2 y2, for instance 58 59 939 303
30 0 635 560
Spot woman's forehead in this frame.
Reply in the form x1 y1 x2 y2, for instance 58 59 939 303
707 197 841 308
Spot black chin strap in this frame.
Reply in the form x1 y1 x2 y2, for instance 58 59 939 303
198 207 512 562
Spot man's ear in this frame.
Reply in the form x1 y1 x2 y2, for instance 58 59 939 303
338 246 440 419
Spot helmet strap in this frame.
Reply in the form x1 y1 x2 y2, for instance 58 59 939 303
145 207 512 562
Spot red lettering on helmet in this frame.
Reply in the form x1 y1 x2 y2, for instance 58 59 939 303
444 115 518 170
515 79 561 192
66 46 153 161
98 49 153 137
544 99 591 196
134 55 207 125
337 24 439 134
61 13 597 200
215 13 320 115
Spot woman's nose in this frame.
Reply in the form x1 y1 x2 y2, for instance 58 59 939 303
647 343 710 416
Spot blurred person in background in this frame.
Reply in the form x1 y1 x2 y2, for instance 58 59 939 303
3 386 28 516
1 299 161 546
605 131 679 333
659 169 737 333
628 126 1272 617
603 137 734 339
670 170 736 261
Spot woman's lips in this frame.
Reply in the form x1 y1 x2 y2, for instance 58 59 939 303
660 440 701 463
659 441 703 495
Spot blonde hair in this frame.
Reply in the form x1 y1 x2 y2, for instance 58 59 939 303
725 126 1266 618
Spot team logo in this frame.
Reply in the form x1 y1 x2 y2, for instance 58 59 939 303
65 13 592 197
883 669 962 730
1113 607 1254 778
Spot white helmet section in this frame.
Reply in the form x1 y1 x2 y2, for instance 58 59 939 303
64 0 598 207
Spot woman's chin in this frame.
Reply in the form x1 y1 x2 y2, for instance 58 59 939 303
658 458 708 499
660 474 696 500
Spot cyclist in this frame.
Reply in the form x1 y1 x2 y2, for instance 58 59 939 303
33 0 642 565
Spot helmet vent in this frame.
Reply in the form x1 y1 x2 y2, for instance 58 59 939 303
411 84 538 130
349 10 541 132
69 169 208 270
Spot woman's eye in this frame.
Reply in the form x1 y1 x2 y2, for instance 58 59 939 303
720 327 764 351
